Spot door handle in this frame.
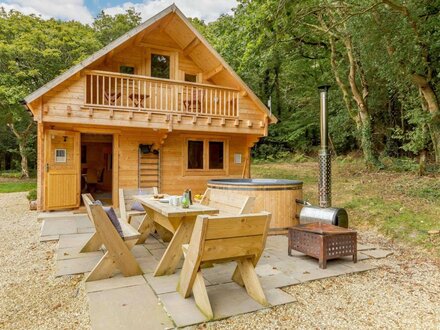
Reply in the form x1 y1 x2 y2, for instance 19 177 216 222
46 163 49 172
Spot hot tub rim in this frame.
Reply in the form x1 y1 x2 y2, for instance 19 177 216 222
208 178 303 186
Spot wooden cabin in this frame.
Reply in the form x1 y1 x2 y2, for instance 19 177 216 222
24 5 277 211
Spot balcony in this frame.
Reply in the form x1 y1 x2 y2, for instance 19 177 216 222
84 70 240 118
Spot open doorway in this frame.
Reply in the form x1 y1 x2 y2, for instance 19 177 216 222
80 134 113 205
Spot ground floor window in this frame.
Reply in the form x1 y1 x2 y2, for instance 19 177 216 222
185 138 227 175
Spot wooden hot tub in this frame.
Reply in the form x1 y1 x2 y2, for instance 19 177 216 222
207 179 303 234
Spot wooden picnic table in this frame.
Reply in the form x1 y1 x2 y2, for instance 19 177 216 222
134 195 218 276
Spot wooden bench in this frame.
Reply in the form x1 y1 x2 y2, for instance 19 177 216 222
80 194 143 281
119 187 158 223
200 188 255 215
178 212 271 319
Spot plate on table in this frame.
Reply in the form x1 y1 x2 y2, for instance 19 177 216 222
158 198 170 203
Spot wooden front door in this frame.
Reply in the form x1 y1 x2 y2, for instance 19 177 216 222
44 130 81 210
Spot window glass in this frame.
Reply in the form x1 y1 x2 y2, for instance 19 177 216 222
209 141 224 169
151 54 170 79
120 65 135 74
188 140 204 169
184 73 197 83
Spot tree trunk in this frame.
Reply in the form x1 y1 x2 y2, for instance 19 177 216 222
18 139 29 178
7 122 33 179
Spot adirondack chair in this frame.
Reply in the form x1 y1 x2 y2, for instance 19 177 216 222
81 194 143 282
119 187 158 223
177 211 272 319
200 188 255 215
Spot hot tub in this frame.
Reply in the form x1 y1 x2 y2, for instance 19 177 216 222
207 178 303 234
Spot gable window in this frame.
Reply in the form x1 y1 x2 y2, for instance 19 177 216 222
120 65 135 74
185 138 227 175
184 73 197 83
151 54 170 79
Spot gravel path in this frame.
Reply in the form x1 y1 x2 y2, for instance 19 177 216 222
0 192 90 329
1 192 439 329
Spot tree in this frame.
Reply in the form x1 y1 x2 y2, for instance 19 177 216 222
0 9 100 176
93 8 142 45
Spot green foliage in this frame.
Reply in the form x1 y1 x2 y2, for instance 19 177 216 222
93 8 141 45
27 188 37 201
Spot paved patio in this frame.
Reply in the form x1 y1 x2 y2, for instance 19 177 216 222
39 213 392 329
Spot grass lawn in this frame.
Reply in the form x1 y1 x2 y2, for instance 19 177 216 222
0 180 36 193
252 160 440 256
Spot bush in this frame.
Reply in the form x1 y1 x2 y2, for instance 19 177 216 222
27 189 37 201
0 171 22 178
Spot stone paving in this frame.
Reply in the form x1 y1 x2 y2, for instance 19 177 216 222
40 214 392 329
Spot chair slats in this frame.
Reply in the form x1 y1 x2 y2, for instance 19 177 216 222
205 214 268 240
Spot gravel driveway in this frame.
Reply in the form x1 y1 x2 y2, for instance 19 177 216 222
1 192 439 329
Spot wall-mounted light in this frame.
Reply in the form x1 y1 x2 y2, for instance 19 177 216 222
63 136 68 142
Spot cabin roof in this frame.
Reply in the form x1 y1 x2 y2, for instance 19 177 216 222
23 4 277 123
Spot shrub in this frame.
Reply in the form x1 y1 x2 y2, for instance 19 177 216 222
27 189 37 201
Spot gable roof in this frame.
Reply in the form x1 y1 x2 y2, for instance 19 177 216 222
24 4 277 123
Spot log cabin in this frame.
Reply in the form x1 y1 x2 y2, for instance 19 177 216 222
24 4 277 211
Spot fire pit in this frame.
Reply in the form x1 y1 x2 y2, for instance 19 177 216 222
207 178 303 234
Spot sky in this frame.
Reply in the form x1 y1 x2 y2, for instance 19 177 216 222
0 0 238 24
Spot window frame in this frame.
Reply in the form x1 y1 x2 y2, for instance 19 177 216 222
146 48 177 80
183 137 228 176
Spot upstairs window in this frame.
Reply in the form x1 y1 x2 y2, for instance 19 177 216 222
151 54 170 79
120 65 135 74
184 73 197 83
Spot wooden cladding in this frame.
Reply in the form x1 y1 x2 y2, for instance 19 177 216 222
84 70 240 118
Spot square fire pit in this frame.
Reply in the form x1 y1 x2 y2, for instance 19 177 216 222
288 223 357 269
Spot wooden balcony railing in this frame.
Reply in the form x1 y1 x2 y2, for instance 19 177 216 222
84 70 240 117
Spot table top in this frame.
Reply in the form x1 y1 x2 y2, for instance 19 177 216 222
134 195 218 218
291 222 356 235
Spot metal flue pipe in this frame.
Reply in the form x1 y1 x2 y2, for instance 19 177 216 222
318 85 331 208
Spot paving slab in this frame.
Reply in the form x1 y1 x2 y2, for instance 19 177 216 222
143 271 180 295
41 218 78 237
86 275 147 293
56 254 102 276
357 243 377 251
58 233 94 249
256 263 281 277
159 291 206 327
39 235 59 242
202 263 236 285
131 245 151 259
149 248 167 261
78 227 96 234
37 211 83 220
360 249 393 259
88 284 173 330
74 216 94 229
160 282 296 327
340 252 370 262
137 255 159 274
260 273 300 290
57 247 103 261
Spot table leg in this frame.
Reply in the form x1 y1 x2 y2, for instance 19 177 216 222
136 210 154 244
154 216 195 276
